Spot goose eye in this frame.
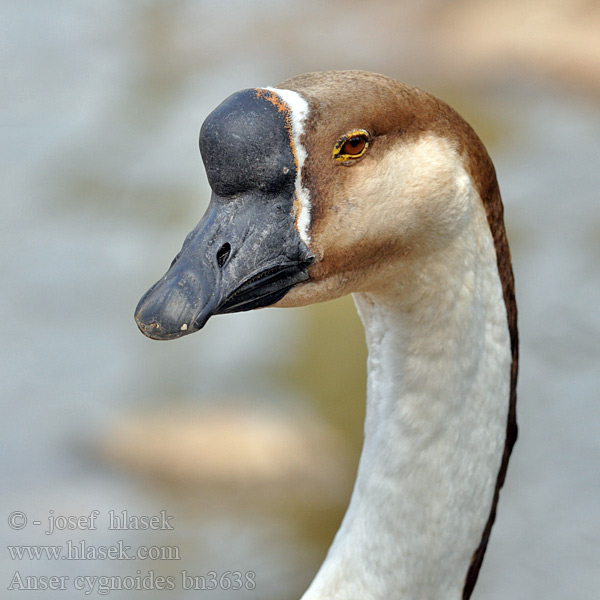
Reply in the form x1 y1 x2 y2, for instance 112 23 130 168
343 136 366 155
333 129 370 161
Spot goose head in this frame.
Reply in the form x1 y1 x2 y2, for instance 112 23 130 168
134 70 517 600
135 70 495 336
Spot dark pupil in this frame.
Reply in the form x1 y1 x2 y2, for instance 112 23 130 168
343 136 365 155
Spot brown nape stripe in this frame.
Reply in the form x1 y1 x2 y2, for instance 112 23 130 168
418 89 518 596
457 118 519 600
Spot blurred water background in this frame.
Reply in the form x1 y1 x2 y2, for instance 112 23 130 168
1 1 599 598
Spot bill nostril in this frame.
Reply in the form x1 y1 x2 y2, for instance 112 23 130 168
216 243 231 268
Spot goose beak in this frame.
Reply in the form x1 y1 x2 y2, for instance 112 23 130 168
135 192 312 340
135 86 314 340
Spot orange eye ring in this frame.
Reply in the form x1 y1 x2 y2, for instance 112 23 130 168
332 129 370 162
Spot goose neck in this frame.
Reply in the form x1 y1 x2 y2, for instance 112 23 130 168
302 205 512 599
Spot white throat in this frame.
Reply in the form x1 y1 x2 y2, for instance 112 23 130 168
300 190 512 600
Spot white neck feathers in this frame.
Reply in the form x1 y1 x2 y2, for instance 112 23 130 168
301 185 512 600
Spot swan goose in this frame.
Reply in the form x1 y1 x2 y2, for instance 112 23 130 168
135 70 518 600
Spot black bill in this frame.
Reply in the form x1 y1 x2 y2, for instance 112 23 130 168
135 88 313 340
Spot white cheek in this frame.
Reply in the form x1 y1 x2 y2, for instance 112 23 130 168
350 134 473 250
